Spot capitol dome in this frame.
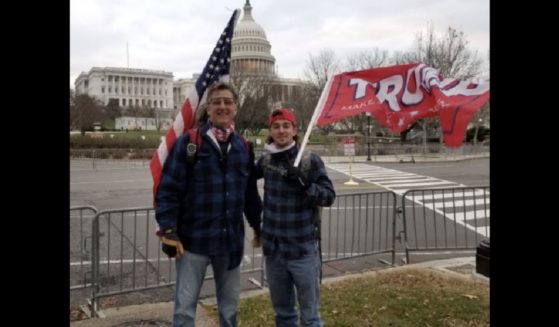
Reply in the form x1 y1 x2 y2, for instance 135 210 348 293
232 0 276 75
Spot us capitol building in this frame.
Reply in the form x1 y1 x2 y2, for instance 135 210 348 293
74 1 304 130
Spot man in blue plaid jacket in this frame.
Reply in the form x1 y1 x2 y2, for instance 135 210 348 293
156 82 262 327
255 108 336 327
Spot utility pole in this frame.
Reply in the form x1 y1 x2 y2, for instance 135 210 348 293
366 112 372 161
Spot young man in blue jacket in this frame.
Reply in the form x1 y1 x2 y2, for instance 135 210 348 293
156 82 262 327
255 108 336 327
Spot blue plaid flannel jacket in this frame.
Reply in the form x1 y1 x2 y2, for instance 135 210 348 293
255 145 335 260
155 122 262 269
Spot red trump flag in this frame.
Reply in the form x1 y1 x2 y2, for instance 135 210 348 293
150 10 239 206
315 63 489 147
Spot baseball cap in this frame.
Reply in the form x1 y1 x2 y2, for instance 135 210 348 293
268 108 296 126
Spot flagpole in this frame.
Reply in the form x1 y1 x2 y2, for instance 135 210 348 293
294 75 334 167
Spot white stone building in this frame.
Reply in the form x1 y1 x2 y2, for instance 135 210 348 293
115 116 173 131
172 0 305 109
74 1 305 127
74 67 175 119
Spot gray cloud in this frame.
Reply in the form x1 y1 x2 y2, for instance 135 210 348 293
70 0 489 86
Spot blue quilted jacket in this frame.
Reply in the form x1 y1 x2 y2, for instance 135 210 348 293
156 122 262 269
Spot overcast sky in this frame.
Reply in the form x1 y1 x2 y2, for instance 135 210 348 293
70 0 489 88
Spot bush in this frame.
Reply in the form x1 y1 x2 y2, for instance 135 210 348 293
70 132 162 149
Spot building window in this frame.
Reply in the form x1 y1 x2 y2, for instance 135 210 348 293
101 87 105 93
108 87 112 93
108 76 113 82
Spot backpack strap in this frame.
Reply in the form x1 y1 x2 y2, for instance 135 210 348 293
186 128 202 165
187 128 252 166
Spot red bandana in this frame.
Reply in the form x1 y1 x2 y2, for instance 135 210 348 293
210 121 235 142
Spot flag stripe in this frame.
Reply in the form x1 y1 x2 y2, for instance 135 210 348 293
149 9 239 206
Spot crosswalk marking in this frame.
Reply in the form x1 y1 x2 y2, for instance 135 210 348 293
326 163 489 237
327 163 462 194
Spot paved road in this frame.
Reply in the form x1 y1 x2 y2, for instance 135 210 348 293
70 158 489 209
70 157 489 310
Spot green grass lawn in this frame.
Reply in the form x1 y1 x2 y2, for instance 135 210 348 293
205 268 489 327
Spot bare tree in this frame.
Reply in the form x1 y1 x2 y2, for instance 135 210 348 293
302 49 342 134
70 88 77 130
471 102 490 146
104 99 122 121
394 23 484 79
391 23 486 149
345 48 389 71
279 81 317 133
304 49 340 93
230 71 278 135
70 93 105 135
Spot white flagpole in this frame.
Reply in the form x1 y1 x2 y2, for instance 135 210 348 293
294 75 335 167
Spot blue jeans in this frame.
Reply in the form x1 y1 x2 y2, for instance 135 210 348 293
265 244 323 327
173 250 240 327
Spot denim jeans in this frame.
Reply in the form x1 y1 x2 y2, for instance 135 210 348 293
265 243 323 327
173 250 240 327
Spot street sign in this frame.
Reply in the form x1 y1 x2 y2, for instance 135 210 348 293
344 137 355 156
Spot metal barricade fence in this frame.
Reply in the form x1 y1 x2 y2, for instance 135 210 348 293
320 191 397 265
70 206 98 290
89 207 172 314
400 186 490 263
70 149 152 170
73 187 489 315
87 207 264 315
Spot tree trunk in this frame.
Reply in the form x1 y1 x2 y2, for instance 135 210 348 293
422 122 427 154
473 124 480 148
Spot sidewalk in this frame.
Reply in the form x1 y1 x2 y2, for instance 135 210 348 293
322 152 489 163
70 256 488 326
70 302 216 327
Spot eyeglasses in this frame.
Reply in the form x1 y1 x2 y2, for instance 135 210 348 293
208 97 235 106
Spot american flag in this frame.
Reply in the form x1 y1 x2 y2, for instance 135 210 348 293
150 9 240 206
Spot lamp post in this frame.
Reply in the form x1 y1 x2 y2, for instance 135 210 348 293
366 112 372 161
